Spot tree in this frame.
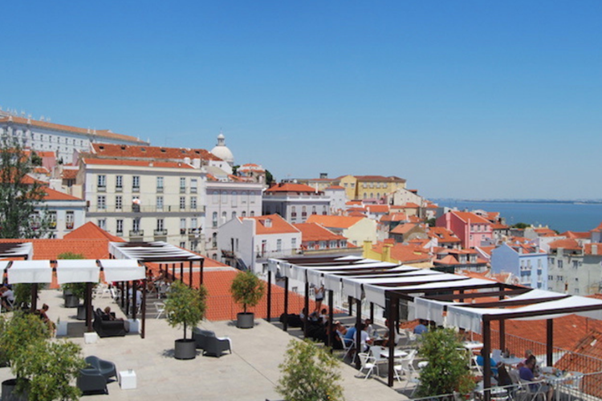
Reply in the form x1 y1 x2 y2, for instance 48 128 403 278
230 270 265 313
416 327 475 398
276 339 344 401
265 169 275 187
426 217 437 227
164 281 208 340
512 222 530 229
0 137 50 238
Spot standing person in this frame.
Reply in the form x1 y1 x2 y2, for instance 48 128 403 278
313 284 324 313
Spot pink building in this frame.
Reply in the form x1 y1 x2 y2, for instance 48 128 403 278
436 211 493 249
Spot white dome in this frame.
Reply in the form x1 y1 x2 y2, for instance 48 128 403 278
210 133 234 165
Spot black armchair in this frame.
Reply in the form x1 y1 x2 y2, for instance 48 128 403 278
93 308 127 338
77 367 108 395
85 356 117 382
203 335 232 358
192 328 216 350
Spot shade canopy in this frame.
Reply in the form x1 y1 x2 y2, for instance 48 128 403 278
269 255 602 331
100 259 144 282
56 259 100 284
7 260 53 284
109 241 204 262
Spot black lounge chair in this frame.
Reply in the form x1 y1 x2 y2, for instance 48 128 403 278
85 356 117 382
77 367 108 395
203 335 232 358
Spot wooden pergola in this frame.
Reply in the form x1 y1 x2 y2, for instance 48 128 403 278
267 255 602 400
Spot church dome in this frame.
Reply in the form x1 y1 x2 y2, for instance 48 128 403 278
210 133 234 165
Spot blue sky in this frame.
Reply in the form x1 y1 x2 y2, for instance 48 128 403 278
2 1 601 200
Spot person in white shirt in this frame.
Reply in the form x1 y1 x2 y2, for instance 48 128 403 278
0 286 14 311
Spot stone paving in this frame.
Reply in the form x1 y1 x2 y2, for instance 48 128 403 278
0 289 411 400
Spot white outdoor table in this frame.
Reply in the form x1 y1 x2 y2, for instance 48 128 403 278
380 349 408 359
119 370 137 390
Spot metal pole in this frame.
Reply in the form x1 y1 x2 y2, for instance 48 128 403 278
355 298 362 369
267 271 272 321
283 276 289 331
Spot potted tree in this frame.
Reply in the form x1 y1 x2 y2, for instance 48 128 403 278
0 312 50 401
164 281 207 360
230 270 265 329
276 339 344 401
416 327 476 398
12 340 86 401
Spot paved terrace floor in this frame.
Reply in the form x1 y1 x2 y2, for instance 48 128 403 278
0 289 410 401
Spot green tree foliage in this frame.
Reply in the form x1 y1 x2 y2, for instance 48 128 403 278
276 339 344 401
426 217 437 227
512 222 530 229
265 169 274 186
165 281 208 340
0 312 50 365
230 270 265 313
13 340 86 401
416 327 475 398
0 137 50 238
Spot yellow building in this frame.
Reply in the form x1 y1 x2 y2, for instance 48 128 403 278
339 175 406 201
362 240 432 267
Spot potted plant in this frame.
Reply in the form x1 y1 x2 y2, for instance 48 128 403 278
12 340 86 401
230 270 265 329
276 339 344 401
164 281 207 360
0 312 50 400
416 327 476 398
12 283 40 311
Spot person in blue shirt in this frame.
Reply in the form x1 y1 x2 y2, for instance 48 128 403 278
413 319 428 335
344 325 356 346
519 356 553 401
476 348 499 376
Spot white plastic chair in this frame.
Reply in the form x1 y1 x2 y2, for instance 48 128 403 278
337 331 355 361
369 345 388 370
155 302 166 319
357 353 379 380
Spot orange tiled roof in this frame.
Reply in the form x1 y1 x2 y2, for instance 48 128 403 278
380 212 408 222
0 238 114 260
243 214 299 235
238 163 265 172
584 243 602 256
43 187 82 201
452 211 491 225
90 143 219 161
0 115 145 143
325 185 344 190
372 242 431 264
366 205 389 214
63 222 124 242
293 223 347 242
390 223 417 235
549 238 582 251
491 223 509 229
591 222 602 233
61 169 78 180
306 215 364 229
534 227 558 237
561 231 591 240
355 175 406 183
265 183 319 193
402 202 420 208
82 158 195 169
427 226 461 243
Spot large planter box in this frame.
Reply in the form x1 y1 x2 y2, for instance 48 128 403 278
64 294 80 308
2 378 28 401
174 339 196 360
236 312 255 329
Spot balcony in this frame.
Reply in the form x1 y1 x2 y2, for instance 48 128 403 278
190 187 197 194
65 222 74 230
180 228 186 235
153 229 168 236
156 187 164 193
88 204 206 214
115 186 123 192
179 187 186 194
129 230 144 237
97 185 106 192
132 186 140 193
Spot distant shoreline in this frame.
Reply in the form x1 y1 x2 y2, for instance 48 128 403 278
434 199 602 205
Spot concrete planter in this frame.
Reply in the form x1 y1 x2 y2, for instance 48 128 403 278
56 321 68 337
174 339 196 360
64 294 80 308
2 378 28 401
236 312 255 329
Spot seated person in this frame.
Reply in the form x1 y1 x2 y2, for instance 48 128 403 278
517 349 540 374
476 348 499 376
413 319 428 335
344 325 356 346
102 306 130 332
0 286 14 311
519 356 553 401
381 319 400 347
357 323 373 352
496 363 513 387
364 318 378 338
38 304 56 333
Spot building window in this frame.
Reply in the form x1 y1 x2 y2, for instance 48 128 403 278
190 179 198 194
115 195 122 210
157 196 163 210
97 219 106 230
292 238 297 249
302 206 307 219
116 175 123 191
291 206 297 220
97 196 106 210
242 210 247 217
157 218 164 231
180 177 186 193
191 217 197 230
157 177 164 192
132 176 140 192
180 242 186 248
116 219 123 234
221 211 227 224
180 218 186 235
97 175 106 191
132 219 140 232
231 191 237 206
231 211 237 220
212 212 218 228
558 260 563 269
312 206 317 215
212 233 217 248
573 260 579 269
277 239 282 252
48 211 57 230
213 192 219 204
250 210 255 216
65 211 74 230
190 197 197 210
179 197 186 210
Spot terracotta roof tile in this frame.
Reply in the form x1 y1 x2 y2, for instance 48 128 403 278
83 158 195 169
452 211 492 225
90 143 219 161
293 223 347 242
43 187 82 201
549 238 582 251
306 215 364 229
561 231 591 239
63 222 124 242
265 183 319 193
243 214 299 235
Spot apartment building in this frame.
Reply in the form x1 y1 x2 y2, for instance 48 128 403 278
491 242 548 289
262 183 330 223
0 110 148 164
339 175 406 201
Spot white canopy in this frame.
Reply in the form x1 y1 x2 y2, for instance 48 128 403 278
8 260 53 284
56 259 100 284
100 259 145 282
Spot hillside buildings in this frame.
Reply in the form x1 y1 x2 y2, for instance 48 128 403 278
262 183 330 223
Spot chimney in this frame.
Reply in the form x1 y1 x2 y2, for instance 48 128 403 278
264 218 272 228
383 244 392 262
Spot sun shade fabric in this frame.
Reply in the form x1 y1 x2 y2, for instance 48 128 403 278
0 242 33 260
109 241 203 262
100 259 144 282
8 260 52 284
56 259 100 284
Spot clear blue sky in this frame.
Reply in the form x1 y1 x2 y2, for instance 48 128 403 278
2 1 601 200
